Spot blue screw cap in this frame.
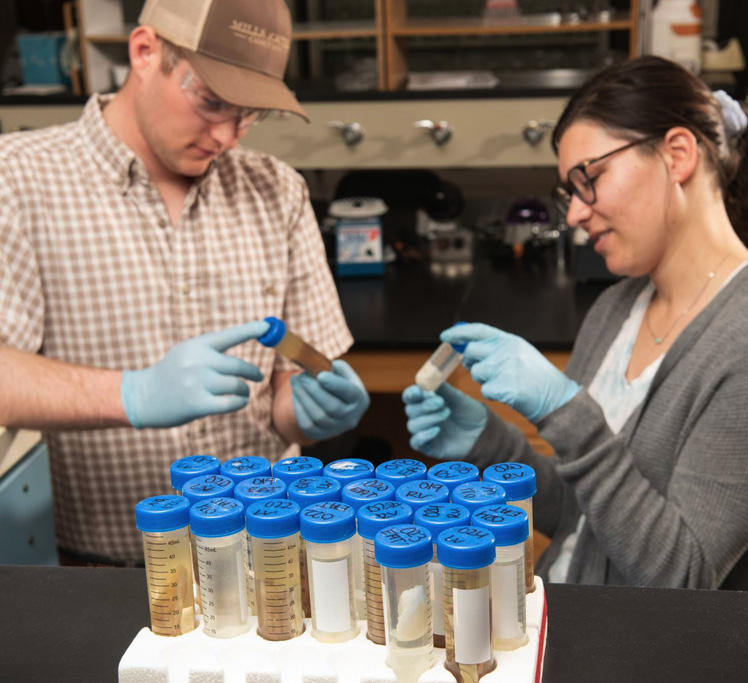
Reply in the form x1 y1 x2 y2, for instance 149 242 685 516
357 501 414 540
136 495 191 533
471 504 529 547
375 524 433 569
234 477 287 507
257 316 286 348
451 482 507 513
413 503 470 540
395 480 450 510
482 463 537 500
300 501 356 544
426 461 479 492
189 497 245 538
170 455 221 492
288 476 342 506
341 478 395 512
436 526 496 570
220 456 272 483
181 474 235 505
273 456 324 486
448 321 469 354
323 458 375 483
246 499 301 539
374 459 427 485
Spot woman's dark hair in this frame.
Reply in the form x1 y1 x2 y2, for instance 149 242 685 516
553 56 748 243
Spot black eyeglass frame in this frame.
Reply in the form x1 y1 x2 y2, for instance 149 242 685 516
552 135 661 216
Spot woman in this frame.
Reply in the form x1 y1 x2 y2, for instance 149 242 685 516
403 57 748 589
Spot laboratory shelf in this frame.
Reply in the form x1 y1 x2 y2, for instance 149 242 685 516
119 577 547 683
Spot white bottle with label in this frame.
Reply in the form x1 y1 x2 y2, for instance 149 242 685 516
648 0 703 74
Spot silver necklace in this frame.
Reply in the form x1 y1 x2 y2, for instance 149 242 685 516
645 253 730 345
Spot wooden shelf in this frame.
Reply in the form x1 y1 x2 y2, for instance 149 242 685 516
391 13 633 38
86 33 130 44
292 20 378 41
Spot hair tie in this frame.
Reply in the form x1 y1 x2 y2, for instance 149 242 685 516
714 90 748 138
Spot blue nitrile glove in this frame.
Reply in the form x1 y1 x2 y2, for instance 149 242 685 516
121 321 269 429
402 383 487 459
290 359 370 440
442 323 581 424
714 90 748 138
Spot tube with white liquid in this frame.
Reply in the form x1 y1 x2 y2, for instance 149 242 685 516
415 323 467 392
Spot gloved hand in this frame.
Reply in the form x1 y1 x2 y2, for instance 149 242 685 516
121 321 269 429
290 360 370 441
714 90 748 138
402 383 487 459
442 323 581 424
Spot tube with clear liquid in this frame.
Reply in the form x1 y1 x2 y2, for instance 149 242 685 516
246 499 304 641
258 316 332 376
170 455 220 494
376 524 435 683
135 495 196 637
437 527 497 683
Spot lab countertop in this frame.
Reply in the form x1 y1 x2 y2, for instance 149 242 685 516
2 565 747 683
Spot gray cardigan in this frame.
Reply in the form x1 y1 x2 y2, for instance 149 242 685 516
466 268 748 588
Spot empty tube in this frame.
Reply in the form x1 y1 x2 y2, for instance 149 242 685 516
258 316 332 376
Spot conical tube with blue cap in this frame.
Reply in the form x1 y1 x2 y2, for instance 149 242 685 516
415 322 468 391
257 316 332 377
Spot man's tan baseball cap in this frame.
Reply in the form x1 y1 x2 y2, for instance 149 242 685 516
139 0 308 121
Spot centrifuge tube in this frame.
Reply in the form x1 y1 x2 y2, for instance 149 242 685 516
395 480 450 512
246 499 304 641
300 501 359 643
357 501 414 645
136 495 196 636
437 526 497 683
323 458 375 484
415 326 467 392
258 316 332 376
451 482 507 515
483 463 537 593
427 461 480 494
190 497 250 638
375 458 427 486
220 456 271 484
414 503 470 649
170 455 220 494
375 524 435 683
287 476 342 618
472 504 529 651
272 456 324 487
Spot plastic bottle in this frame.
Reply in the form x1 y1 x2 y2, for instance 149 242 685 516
287 476 342 618
300 501 359 643
437 526 497 683
323 458 375 484
416 324 468 392
483 463 537 593
375 458 428 486
272 456 324 487
426 461 480 494
135 495 196 636
190 497 251 638
257 316 332 376
245 499 304 641
169 455 220 494
472 504 529 651
395 480 450 512
649 0 703 73
219 456 271 484
451 481 507 514
413 503 471 648
375 524 436 683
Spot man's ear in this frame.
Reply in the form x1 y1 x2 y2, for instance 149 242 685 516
128 26 161 81
660 126 700 186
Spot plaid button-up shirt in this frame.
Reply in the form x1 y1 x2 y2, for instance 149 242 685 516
0 95 353 562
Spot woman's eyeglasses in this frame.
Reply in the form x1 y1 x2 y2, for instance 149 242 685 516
552 135 660 216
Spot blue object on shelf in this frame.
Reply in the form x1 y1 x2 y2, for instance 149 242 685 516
17 33 71 86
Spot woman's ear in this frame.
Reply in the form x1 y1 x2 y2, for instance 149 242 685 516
660 126 700 185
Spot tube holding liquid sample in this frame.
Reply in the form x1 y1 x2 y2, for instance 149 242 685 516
300 501 359 643
375 458 428 486
427 461 480 494
375 524 436 683
136 496 196 637
170 455 220 494
190 497 251 638
437 526 497 683
395 480 450 512
472 504 529 651
451 482 507 515
246 499 304 641
220 456 271 484
415 323 468 392
483 463 537 593
273 456 324 487
258 316 332 376
414 503 470 649
357 501 414 645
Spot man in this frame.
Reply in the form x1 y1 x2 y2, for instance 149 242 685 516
0 0 369 565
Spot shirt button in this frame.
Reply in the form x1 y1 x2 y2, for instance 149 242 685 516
197 421 207 436
182 283 191 295
158 218 167 228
